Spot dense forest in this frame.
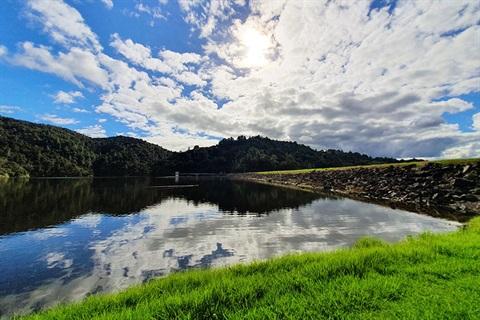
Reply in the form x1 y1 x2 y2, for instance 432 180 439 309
0 116 403 177
0 116 171 177
152 136 401 175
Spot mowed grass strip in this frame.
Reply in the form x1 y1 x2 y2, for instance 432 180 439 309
16 217 480 320
255 158 480 175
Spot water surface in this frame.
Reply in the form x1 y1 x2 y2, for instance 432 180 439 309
0 177 460 318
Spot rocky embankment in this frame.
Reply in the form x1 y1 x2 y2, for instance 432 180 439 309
236 161 480 221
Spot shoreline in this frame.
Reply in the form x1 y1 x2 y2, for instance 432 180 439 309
231 160 480 222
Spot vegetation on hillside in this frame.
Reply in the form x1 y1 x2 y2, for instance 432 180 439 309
92 136 171 176
16 217 480 319
1 116 403 177
0 116 96 177
153 135 401 175
0 116 171 177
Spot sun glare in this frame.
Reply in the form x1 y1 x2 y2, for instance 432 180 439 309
241 28 270 67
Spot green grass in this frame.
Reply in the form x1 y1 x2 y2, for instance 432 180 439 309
255 158 480 175
15 217 480 320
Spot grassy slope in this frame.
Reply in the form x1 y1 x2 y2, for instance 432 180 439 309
255 158 480 175
17 217 480 320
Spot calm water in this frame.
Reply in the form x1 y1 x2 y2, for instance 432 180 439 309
0 177 460 318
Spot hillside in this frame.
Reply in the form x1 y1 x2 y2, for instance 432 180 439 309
0 116 96 177
1 116 401 177
92 136 171 176
0 116 171 177
153 135 401 175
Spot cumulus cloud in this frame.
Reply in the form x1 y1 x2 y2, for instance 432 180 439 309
178 0 243 38
76 124 107 138
0 45 7 57
52 90 84 104
11 42 109 89
72 108 90 113
430 98 475 115
135 3 165 19
25 0 102 52
110 34 153 66
110 34 207 86
101 0 113 10
472 113 480 132
441 141 480 159
0 106 22 114
145 131 218 151
38 113 79 125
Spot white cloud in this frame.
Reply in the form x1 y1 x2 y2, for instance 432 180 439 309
0 45 7 57
76 124 107 137
97 52 151 89
0 106 22 114
110 34 206 87
472 113 480 132
38 113 79 125
100 0 113 10
135 3 165 19
178 0 242 38
110 34 154 66
145 132 218 151
52 90 84 104
26 0 102 52
72 108 90 113
159 49 204 69
11 43 109 89
441 140 480 159
429 99 475 115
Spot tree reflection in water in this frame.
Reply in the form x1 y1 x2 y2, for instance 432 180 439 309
0 177 324 235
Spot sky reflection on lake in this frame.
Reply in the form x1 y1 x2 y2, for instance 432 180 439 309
0 178 460 318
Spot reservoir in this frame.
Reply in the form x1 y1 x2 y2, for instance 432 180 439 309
0 177 460 318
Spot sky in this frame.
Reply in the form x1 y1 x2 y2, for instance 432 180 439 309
0 0 479 158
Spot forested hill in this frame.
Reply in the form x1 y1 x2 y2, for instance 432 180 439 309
0 116 171 177
0 116 402 177
153 136 401 175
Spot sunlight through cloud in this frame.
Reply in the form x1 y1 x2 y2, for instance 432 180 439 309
240 28 271 67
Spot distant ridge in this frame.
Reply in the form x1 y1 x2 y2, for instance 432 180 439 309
0 116 403 177
152 135 402 175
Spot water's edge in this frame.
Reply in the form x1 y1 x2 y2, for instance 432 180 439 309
230 161 480 222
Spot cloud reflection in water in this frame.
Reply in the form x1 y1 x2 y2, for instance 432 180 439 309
0 179 461 318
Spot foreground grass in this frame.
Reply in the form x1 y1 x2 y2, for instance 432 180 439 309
255 158 480 174
17 217 480 320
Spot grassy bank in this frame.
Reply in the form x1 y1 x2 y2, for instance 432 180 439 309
15 217 480 320
255 158 480 175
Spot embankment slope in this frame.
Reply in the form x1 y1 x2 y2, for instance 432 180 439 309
237 160 480 221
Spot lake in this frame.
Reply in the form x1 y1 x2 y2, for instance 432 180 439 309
0 177 460 318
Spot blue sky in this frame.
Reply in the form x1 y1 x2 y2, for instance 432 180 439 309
0 0 479 158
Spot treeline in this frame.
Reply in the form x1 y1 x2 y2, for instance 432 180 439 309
0 116 170 177
0 116 406 177
153 135 402 175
